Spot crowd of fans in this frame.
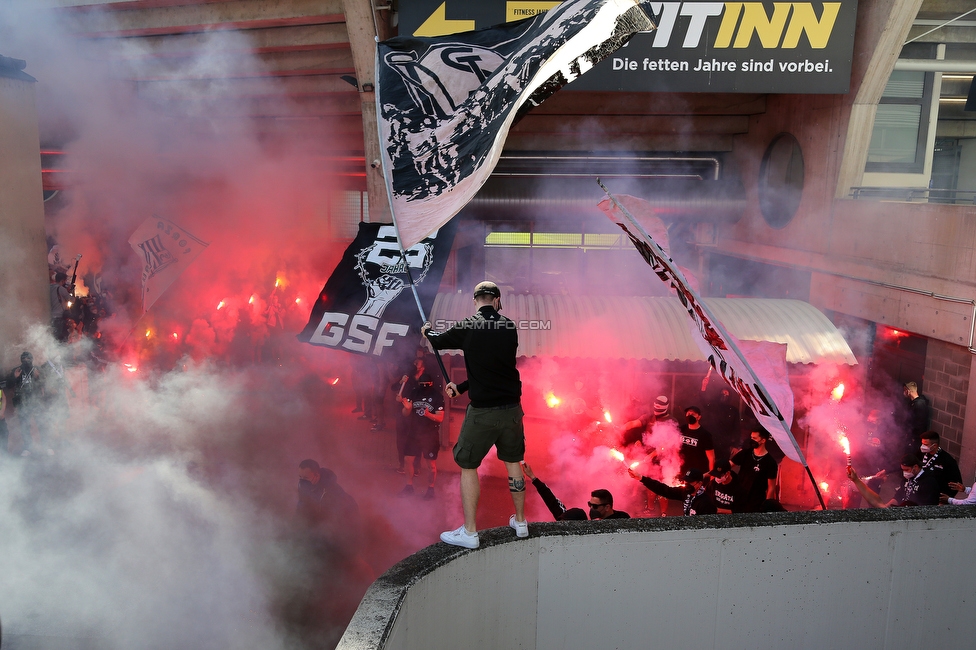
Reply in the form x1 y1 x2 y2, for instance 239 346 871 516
515 379 970 520
340 353 971 522
0 248 115 457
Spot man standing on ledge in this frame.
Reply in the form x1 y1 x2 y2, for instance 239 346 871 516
422 281 528 549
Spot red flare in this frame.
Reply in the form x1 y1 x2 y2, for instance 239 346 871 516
831 383 845 401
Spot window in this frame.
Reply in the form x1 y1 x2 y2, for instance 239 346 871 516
865 70 933 173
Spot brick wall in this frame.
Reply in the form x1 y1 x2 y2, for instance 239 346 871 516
923 340 972 458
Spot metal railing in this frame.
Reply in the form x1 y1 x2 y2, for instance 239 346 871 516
849 186 976 204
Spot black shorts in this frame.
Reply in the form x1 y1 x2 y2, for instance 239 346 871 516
404 429 439 460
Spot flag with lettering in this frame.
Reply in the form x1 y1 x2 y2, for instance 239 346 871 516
598 191 803 464
128 216 209 313
297 221 456 360
377 0 655 248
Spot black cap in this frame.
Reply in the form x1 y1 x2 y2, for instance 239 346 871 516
473 281 501 298
20 351 32 360
684 468 704 483
707 460 731 477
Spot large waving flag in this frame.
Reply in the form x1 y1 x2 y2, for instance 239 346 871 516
597 193 795 444
377 0 655 248
128 216 209 313
297 221 456 360
597 187 807 471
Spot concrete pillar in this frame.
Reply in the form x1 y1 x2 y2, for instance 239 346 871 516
0 58 49 369
834 0 925 197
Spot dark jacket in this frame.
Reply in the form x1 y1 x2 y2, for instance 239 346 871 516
426 306 521 408
640 477 717 515
530 478 587 521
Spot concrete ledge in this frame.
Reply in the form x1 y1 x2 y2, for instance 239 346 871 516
338 506 976 649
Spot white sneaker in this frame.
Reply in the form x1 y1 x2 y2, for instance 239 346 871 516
440 525 479 549
509 515 529 538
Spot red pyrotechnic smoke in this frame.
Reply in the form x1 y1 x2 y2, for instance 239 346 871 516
609 448 640 469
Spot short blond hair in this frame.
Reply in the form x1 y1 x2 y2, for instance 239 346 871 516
904 381 917 392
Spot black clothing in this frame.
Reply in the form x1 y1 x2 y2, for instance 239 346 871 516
639 477 716 515
679 424 714 473
708 399 741 455
603 510 631 519
921 448 961 498
731 448 778 513
530 478 624 520
7 364 43 409
296 469 359 536
426 306 521 408
894 469 940 506
710 472 744 512
530 478 586 520
403 383 444 460
907 395 930 452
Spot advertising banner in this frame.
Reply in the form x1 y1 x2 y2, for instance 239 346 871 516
400 0 858 93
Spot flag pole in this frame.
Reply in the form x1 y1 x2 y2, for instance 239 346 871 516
597 178 827 511
373 47 451 386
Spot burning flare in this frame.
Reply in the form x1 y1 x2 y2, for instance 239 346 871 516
216 300 226 310
839 434 852 466
248 295 256 305
545 392 560 408
295 297 302 304
831 383 845 401
330 377 339 386
172 332 179 340
609 448 625 463
145 330 151 339
603 410 612 423
820 481 829 493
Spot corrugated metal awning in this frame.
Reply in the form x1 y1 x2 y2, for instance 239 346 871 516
429 293 856 365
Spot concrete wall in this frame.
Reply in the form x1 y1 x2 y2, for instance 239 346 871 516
924 340 971 460
338 508 976 650
0 73 49 369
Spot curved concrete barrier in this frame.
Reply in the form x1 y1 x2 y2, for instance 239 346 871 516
338 507 976 650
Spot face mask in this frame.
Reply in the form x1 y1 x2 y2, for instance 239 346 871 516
903 470 914 480
687 415 699 425
746 439 758 450
920 444 931 454
21 360 32 371
299 479 313 488
589 508 602 519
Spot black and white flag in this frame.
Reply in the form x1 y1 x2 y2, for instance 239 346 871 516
377 0 655 248
128 216 209 313
297 222 456 359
